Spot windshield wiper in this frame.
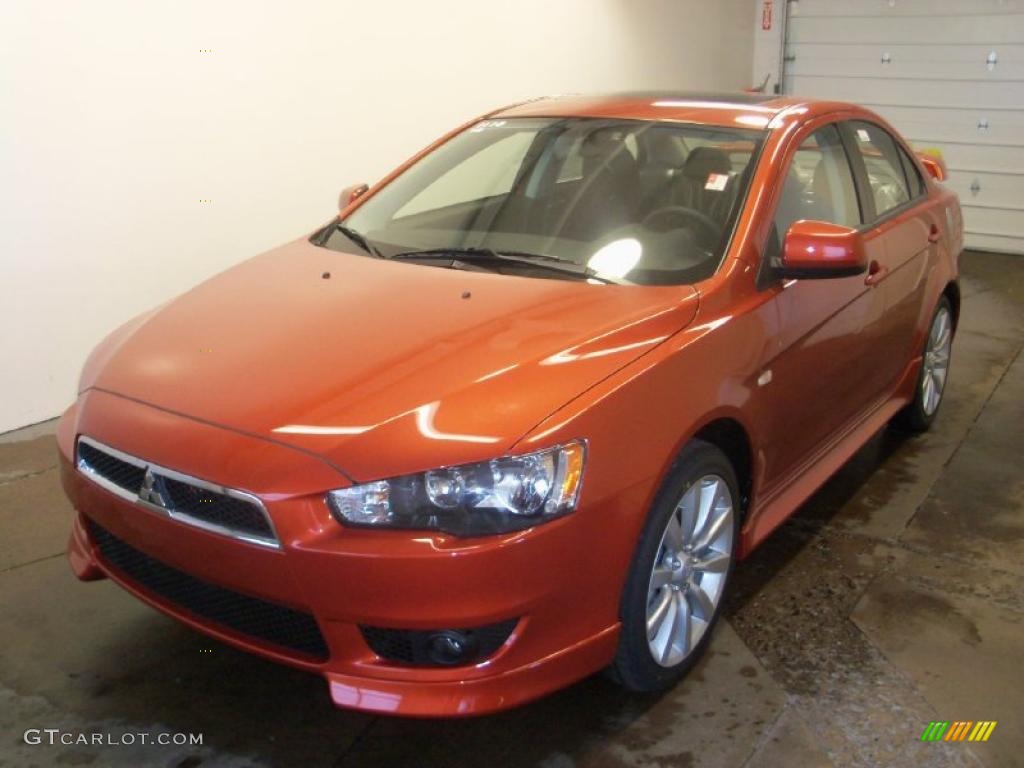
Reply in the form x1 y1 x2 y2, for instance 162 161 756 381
389 247 620 284
318 221 383 258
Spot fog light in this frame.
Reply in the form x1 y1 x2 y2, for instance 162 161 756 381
359 619 518 667
427 630 477 665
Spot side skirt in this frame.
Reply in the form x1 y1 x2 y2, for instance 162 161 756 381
738 354 922 556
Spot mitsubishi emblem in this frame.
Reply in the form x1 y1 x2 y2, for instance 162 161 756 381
138 468 168 508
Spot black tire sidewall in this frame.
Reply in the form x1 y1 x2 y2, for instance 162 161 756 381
613 440 740 692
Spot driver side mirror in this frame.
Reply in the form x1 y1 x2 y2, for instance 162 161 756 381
338 183 369 212
778 220 867 279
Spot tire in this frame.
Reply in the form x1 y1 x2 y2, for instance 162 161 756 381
893 296 954 433
610 439 740 692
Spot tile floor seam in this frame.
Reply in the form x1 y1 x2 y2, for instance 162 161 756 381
736 695 797 768
0 465 58 488
330 717 378 768
0 551 65 576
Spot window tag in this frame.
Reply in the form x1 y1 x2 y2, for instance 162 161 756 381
469 120 506 132
705 173 729 191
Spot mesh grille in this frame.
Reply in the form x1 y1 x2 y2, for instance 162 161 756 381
161 476 274 538
78 441 146 493
76 438 277 546
360 620 517 666
87 518 328 660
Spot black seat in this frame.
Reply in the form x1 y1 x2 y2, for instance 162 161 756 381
672 147 736 225
556 128 640 240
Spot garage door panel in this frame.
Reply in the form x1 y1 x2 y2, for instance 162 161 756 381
785 75 1024 110
786 53 1024 81
943 173 1024 213
917 143 1024 174
966 232 1024 254
963 206 1024 240
790 0 1022 18
787 44 1024 67
882 108 1024 148
789 15 1024 46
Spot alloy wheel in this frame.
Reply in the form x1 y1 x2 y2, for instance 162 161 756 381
922 306 952 416
645 475 734 668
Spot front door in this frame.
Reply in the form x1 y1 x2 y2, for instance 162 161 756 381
755 122 881 494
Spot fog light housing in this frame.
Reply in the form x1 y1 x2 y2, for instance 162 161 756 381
359 619 518 667
427 630 476 666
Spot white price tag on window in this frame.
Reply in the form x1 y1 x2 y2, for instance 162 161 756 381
705 173 729 191
469 120 507 132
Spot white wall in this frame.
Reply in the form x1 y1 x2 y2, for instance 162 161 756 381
750 0 786 95
0 0 755 433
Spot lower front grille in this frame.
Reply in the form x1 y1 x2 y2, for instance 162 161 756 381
87 518 328 661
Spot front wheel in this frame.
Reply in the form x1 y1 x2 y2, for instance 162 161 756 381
610 440 739 692
893 296 953 432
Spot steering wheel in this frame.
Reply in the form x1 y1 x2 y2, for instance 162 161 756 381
641 205 721 248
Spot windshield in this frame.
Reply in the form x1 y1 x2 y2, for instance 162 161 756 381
318 117 765 285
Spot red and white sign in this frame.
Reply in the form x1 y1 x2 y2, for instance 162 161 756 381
762 0 773 30
705 173 730 192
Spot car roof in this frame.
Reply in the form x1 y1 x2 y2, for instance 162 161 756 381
492 91 842 131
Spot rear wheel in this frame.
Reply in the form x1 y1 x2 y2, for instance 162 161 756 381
893 296 953 432
610 440 739 692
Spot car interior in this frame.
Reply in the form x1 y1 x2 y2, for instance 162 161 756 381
352 120 763 285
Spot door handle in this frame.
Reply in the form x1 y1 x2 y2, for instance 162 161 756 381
928 224 941 244
865 260 888 287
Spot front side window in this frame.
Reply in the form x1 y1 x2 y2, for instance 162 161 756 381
848 121 912 217
769 124 861 259
318 118 765 285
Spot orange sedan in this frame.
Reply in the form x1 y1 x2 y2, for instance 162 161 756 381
58 91 961 716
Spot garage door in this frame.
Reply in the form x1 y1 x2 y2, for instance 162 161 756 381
782 0 1024 254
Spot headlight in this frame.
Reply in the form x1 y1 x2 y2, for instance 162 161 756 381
326 441 586 536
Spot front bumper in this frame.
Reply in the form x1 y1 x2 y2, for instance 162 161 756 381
59 390 623 716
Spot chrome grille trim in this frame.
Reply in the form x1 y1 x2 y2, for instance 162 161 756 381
76 436 281 550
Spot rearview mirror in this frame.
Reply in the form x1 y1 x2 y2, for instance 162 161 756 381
779 220 867 279
916 152 947 182
338 183 369 212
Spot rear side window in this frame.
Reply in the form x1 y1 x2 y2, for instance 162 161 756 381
848 121 911 217
898 146 925 198
769 124 861 259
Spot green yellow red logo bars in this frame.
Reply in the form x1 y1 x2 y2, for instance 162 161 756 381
920 721 997 742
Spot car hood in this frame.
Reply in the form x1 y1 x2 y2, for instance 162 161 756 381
85 239 699 482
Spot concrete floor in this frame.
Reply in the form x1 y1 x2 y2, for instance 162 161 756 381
1 251 1022 768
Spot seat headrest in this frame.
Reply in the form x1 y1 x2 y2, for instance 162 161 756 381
681 147 732 181
646 131 685 168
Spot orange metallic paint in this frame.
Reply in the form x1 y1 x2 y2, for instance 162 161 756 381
59 93 960 716
781 220 867 274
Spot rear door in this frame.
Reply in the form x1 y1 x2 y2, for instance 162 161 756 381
841 120 937 398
